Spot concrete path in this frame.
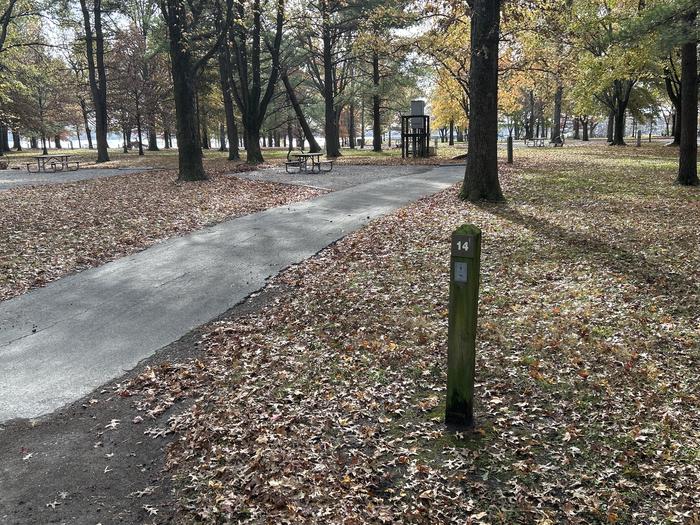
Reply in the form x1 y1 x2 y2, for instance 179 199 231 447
0 168 147 191
0 166 463 422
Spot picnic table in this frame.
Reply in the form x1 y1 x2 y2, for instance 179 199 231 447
524 137 546 147
285 152 333 174
27 155 79 173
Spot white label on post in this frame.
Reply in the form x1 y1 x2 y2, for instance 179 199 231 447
454 261 468 283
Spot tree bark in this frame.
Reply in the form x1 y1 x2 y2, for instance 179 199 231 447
449 118 455 145
321 0 341 157
162 0 206 181
551 84 563 142
664 63 682 145
526 90 535 139
147 117 159 151
135 93 144 155
245 128 263 163
217 39 240 160
80 100 94 149
219 122 226 151
461 0 503 202
348 103 355 148
280 69 320 152
12 130 20 150
610 80 634 145
79 0 110 162
372 50 381 152
677 10 698 185
360 100 365 148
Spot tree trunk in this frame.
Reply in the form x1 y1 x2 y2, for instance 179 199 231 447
79 0 110 162
201 107 210 149
322 0 341 157
551 84 563 142
372 50 382 152
217 42 240 160
54 135 62 149
612 105 627 145
360 100 365 148
573 117 580 140
348 103 356 148
677 11 698 185
245 128 264 164
664 63 682 146
135 94 144 156
461 0 503 202
147 117 159 151
1 125 10 151
219 122 226 151
80 100 94 149
526 91 535 139
606 110 614 142
163 0 206 181
12 130 21 150
280 69 320 153
582 119 589 141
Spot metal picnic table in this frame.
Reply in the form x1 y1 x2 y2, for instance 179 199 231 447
286 152 333 174
27 155 79 173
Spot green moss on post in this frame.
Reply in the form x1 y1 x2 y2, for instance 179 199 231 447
446 224 481 428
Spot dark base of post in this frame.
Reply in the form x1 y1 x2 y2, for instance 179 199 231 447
445 405 474 428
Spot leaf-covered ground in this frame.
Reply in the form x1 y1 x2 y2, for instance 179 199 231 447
0 166 324 300
127 144 696 523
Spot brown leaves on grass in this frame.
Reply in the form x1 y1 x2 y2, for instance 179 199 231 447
127 145 699 523
0 167 324 301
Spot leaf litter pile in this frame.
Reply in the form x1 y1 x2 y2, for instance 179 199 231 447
0 167 324 300
127 145 699 524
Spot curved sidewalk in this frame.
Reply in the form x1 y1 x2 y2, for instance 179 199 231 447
0 166 463 422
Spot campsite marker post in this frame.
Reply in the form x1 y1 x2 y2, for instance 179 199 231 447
446 224 481 427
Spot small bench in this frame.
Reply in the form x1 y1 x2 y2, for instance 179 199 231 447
285 159 303 173
552 136 565 148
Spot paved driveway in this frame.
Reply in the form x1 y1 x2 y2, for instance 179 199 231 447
0 165 463 422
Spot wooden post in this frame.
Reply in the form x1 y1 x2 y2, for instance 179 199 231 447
446 224 482 428
507 135 513 164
